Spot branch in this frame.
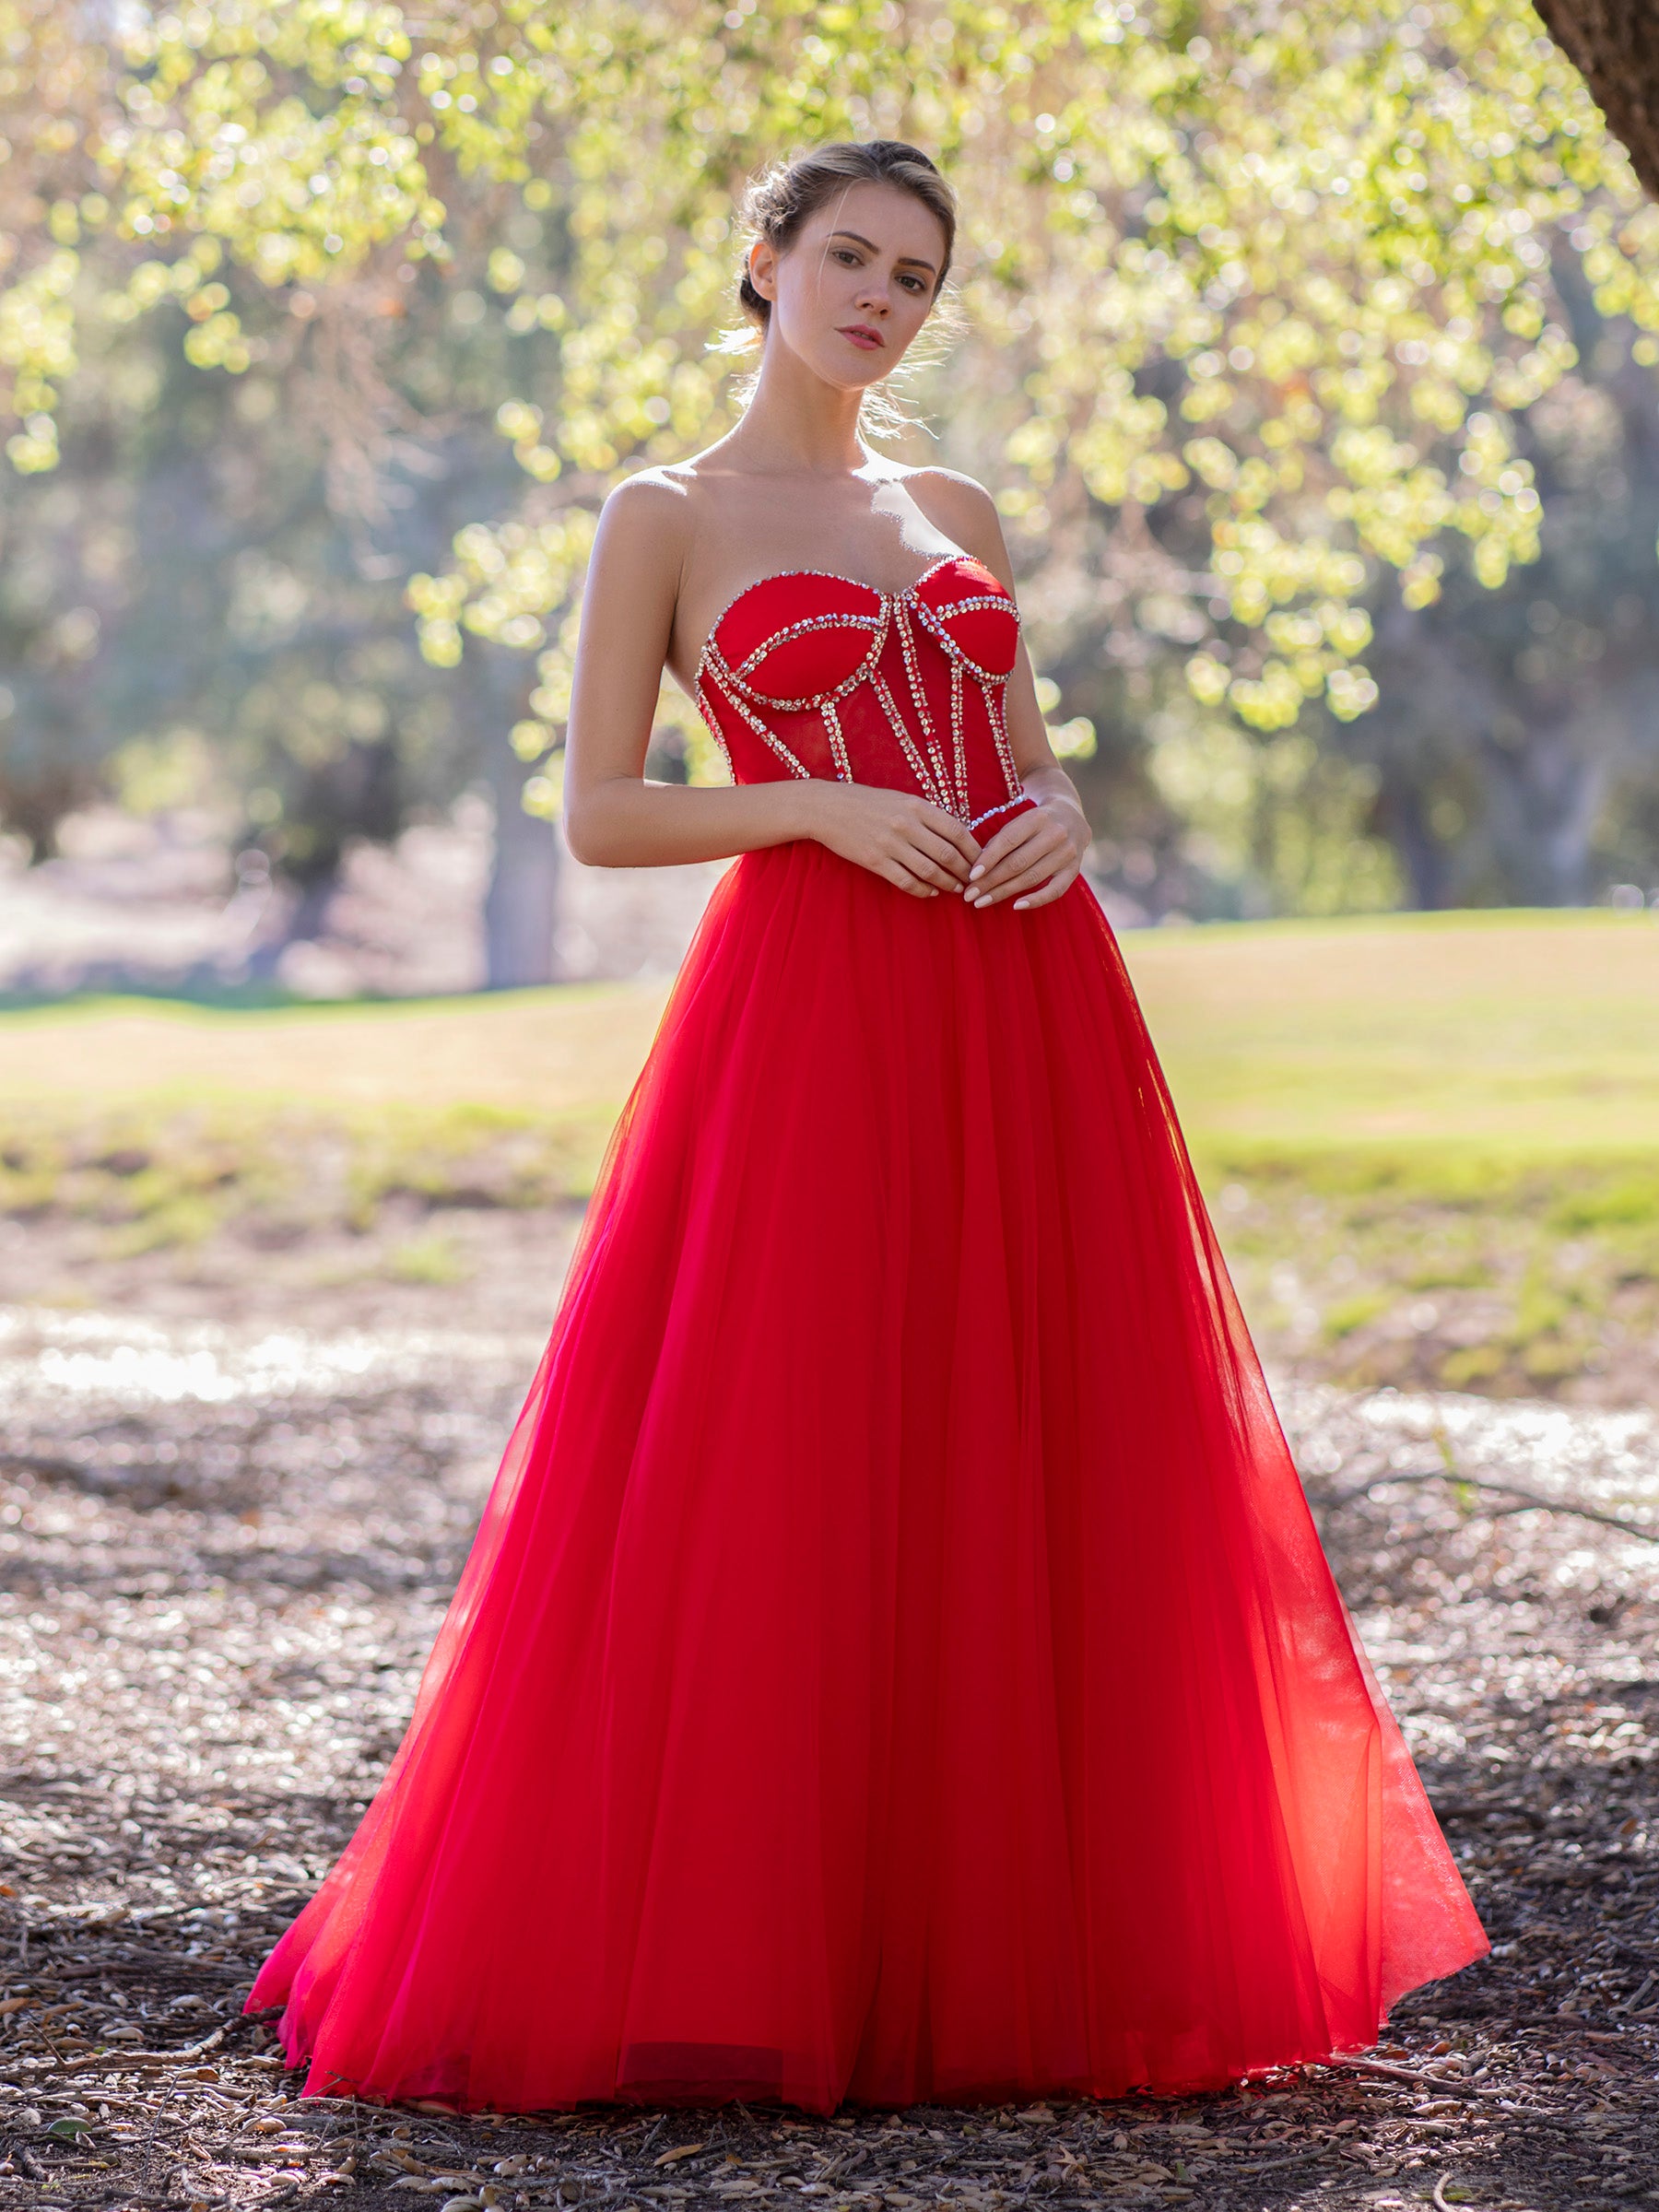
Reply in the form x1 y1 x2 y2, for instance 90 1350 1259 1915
1313 1467 1659 1547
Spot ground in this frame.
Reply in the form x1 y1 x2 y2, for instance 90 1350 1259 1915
6 907 1659 1401
3 1278 1659 2210
4 911 1659 2208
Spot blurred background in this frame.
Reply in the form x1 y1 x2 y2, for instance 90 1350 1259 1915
9 17 1659 2170
2 0 1659 1407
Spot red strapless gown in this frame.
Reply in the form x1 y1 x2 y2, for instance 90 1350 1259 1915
248 556 1486 2112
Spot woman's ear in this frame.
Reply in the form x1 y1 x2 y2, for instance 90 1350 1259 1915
747 240 777 302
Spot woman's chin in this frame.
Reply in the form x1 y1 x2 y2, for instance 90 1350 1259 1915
779 335 894 392
839 355 896 393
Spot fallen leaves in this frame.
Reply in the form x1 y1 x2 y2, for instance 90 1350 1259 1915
4 1302 1659 2208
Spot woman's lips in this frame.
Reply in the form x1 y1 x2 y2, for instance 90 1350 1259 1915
839 325 885 350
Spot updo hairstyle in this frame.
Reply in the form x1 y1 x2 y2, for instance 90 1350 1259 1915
735 140 958 332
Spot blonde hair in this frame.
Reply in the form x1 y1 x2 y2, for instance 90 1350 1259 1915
716 140 962 441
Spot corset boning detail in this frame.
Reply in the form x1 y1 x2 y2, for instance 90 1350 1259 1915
694 553 1030 836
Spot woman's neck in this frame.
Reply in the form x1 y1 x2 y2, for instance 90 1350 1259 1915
722 337 873 476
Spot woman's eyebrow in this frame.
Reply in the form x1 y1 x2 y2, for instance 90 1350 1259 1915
828 228 938 275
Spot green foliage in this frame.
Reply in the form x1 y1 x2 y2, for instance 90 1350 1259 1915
1143 712 1404 913
8 8 1659 916
5 10 1653 756
6 1089 1653 1399
0 1098 610 1257
384 1229 473 1283
1211 1146 1659 1396
1322 1288 1393 1339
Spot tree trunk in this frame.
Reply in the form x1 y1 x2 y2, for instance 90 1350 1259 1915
1535 1 1659 199
463 636 561 991
1380 774 1449 910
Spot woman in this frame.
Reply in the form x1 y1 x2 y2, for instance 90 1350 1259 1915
249 140 1486 2115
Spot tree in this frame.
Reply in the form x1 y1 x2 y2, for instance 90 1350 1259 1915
0 218 531 937
6 1 1659 938
1534 2 1659 198
1358 258 1659 909
0 2 563 971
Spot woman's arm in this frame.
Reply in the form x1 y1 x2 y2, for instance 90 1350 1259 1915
907 471 1092 912
560 476 981 899
561 474 813 868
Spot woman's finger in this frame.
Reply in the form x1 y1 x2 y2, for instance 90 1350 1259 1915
900 840 963 890
885 857 936 899
912 825 977 885
969 844 1070 915
966 819 1030 885
969 820 1065 895
1012 865 1081 911
919 806 982 873
968 831 1070 903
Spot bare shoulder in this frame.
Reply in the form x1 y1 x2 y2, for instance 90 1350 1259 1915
899 465 1013 583
584 465 704 631
595 461 699 551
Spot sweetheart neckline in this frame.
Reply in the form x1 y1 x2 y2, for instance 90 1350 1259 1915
691 551 1016 686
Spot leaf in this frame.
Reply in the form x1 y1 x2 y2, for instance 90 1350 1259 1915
654 2143 707 2167
49 2116 96 2140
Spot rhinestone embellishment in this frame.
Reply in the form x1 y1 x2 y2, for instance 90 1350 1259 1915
693 558 1023 825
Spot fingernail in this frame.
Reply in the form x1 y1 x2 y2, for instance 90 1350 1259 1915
1013 899 1028 911
968 864 983 881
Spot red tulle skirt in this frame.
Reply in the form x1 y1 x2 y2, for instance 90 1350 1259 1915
247 846 1487 2112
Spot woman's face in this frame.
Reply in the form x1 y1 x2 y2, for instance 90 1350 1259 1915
747 177 947 391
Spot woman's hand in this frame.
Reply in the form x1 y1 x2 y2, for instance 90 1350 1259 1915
805 782 982 899
964 791 1090 912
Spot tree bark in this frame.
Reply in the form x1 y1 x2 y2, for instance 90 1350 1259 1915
1535 0 1659 199
461 636 561 991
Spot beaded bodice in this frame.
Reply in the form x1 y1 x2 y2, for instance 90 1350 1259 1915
694 553 1031 838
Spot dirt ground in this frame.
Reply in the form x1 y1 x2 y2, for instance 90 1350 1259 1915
3 1262 1659 2212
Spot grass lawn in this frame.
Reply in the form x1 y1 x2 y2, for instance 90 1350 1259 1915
5 904 1657 1146
0 976 671 1120
3 906 1658 1397
1126 905 1659 1157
